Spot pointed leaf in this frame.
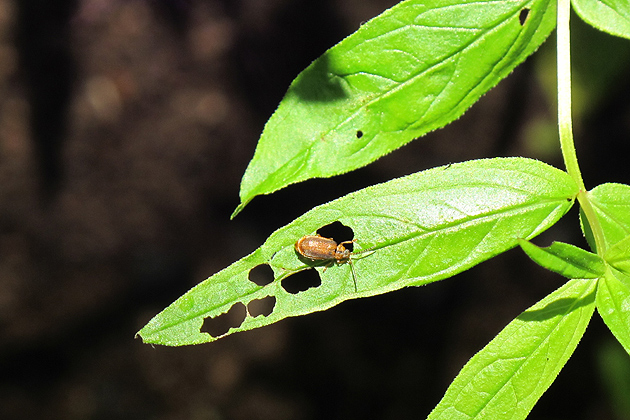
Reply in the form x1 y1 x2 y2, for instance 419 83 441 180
518 239 605 279
572 0 630 40
604 234 630 280
138 158 577 346
581 183 630 252
235 0 557 213
427 278 597 420
597 269 630 355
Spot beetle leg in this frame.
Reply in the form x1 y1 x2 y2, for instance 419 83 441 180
348 259 358 292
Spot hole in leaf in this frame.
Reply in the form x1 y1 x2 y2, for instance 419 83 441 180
281 269 321 294
248 296 276 317
519 8 530 25
316 221 354 251
201 302 246 337
356 130 363 138
249 264 274 286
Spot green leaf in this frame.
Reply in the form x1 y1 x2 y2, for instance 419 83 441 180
518 239 605 279
597 269 630 355
572 0 630 40
581 183 630 251
427 278 597 420
138 158 577 346
604 234 630 281
234 0 557 214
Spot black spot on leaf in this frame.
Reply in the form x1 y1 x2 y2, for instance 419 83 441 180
519 8 530 25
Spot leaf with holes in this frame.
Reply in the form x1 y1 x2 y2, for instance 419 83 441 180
573 0 630 40
233 0 557 215
137 157 577 346
518 239 605 279
427 278 597 420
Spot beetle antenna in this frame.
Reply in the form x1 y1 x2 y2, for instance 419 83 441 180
353 247 376 258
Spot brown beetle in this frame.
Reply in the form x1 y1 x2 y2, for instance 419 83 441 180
294 234 360 291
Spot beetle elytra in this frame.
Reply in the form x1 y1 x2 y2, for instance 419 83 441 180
294 234 364 292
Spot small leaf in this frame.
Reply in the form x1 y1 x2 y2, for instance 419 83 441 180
427 278 597 420
138 158 577 346
581 183 630 252
518 239 605 279
604 234 630 279
234 0 557 214
597 269 630 355
573 0 630 40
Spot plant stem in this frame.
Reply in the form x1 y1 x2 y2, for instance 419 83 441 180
556 0 606 253
556 0 582 190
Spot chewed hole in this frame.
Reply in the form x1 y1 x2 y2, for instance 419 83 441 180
249 264 274 286
519 8 530 25
317 221 354 251
281 269 321 294
248 296 276 317
201 302 246 337
356 130 363 138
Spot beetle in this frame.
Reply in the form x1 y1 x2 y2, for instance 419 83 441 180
294 234 361 292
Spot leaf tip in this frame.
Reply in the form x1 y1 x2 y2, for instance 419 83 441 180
135 329 149 344
231 199 251 219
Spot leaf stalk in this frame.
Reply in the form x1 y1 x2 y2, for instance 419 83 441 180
557 0 605 253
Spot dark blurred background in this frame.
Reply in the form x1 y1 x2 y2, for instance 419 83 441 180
2 1 630 419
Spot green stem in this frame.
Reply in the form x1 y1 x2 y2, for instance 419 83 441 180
557 0 582 190
556 0 606 253
579 190 606 253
